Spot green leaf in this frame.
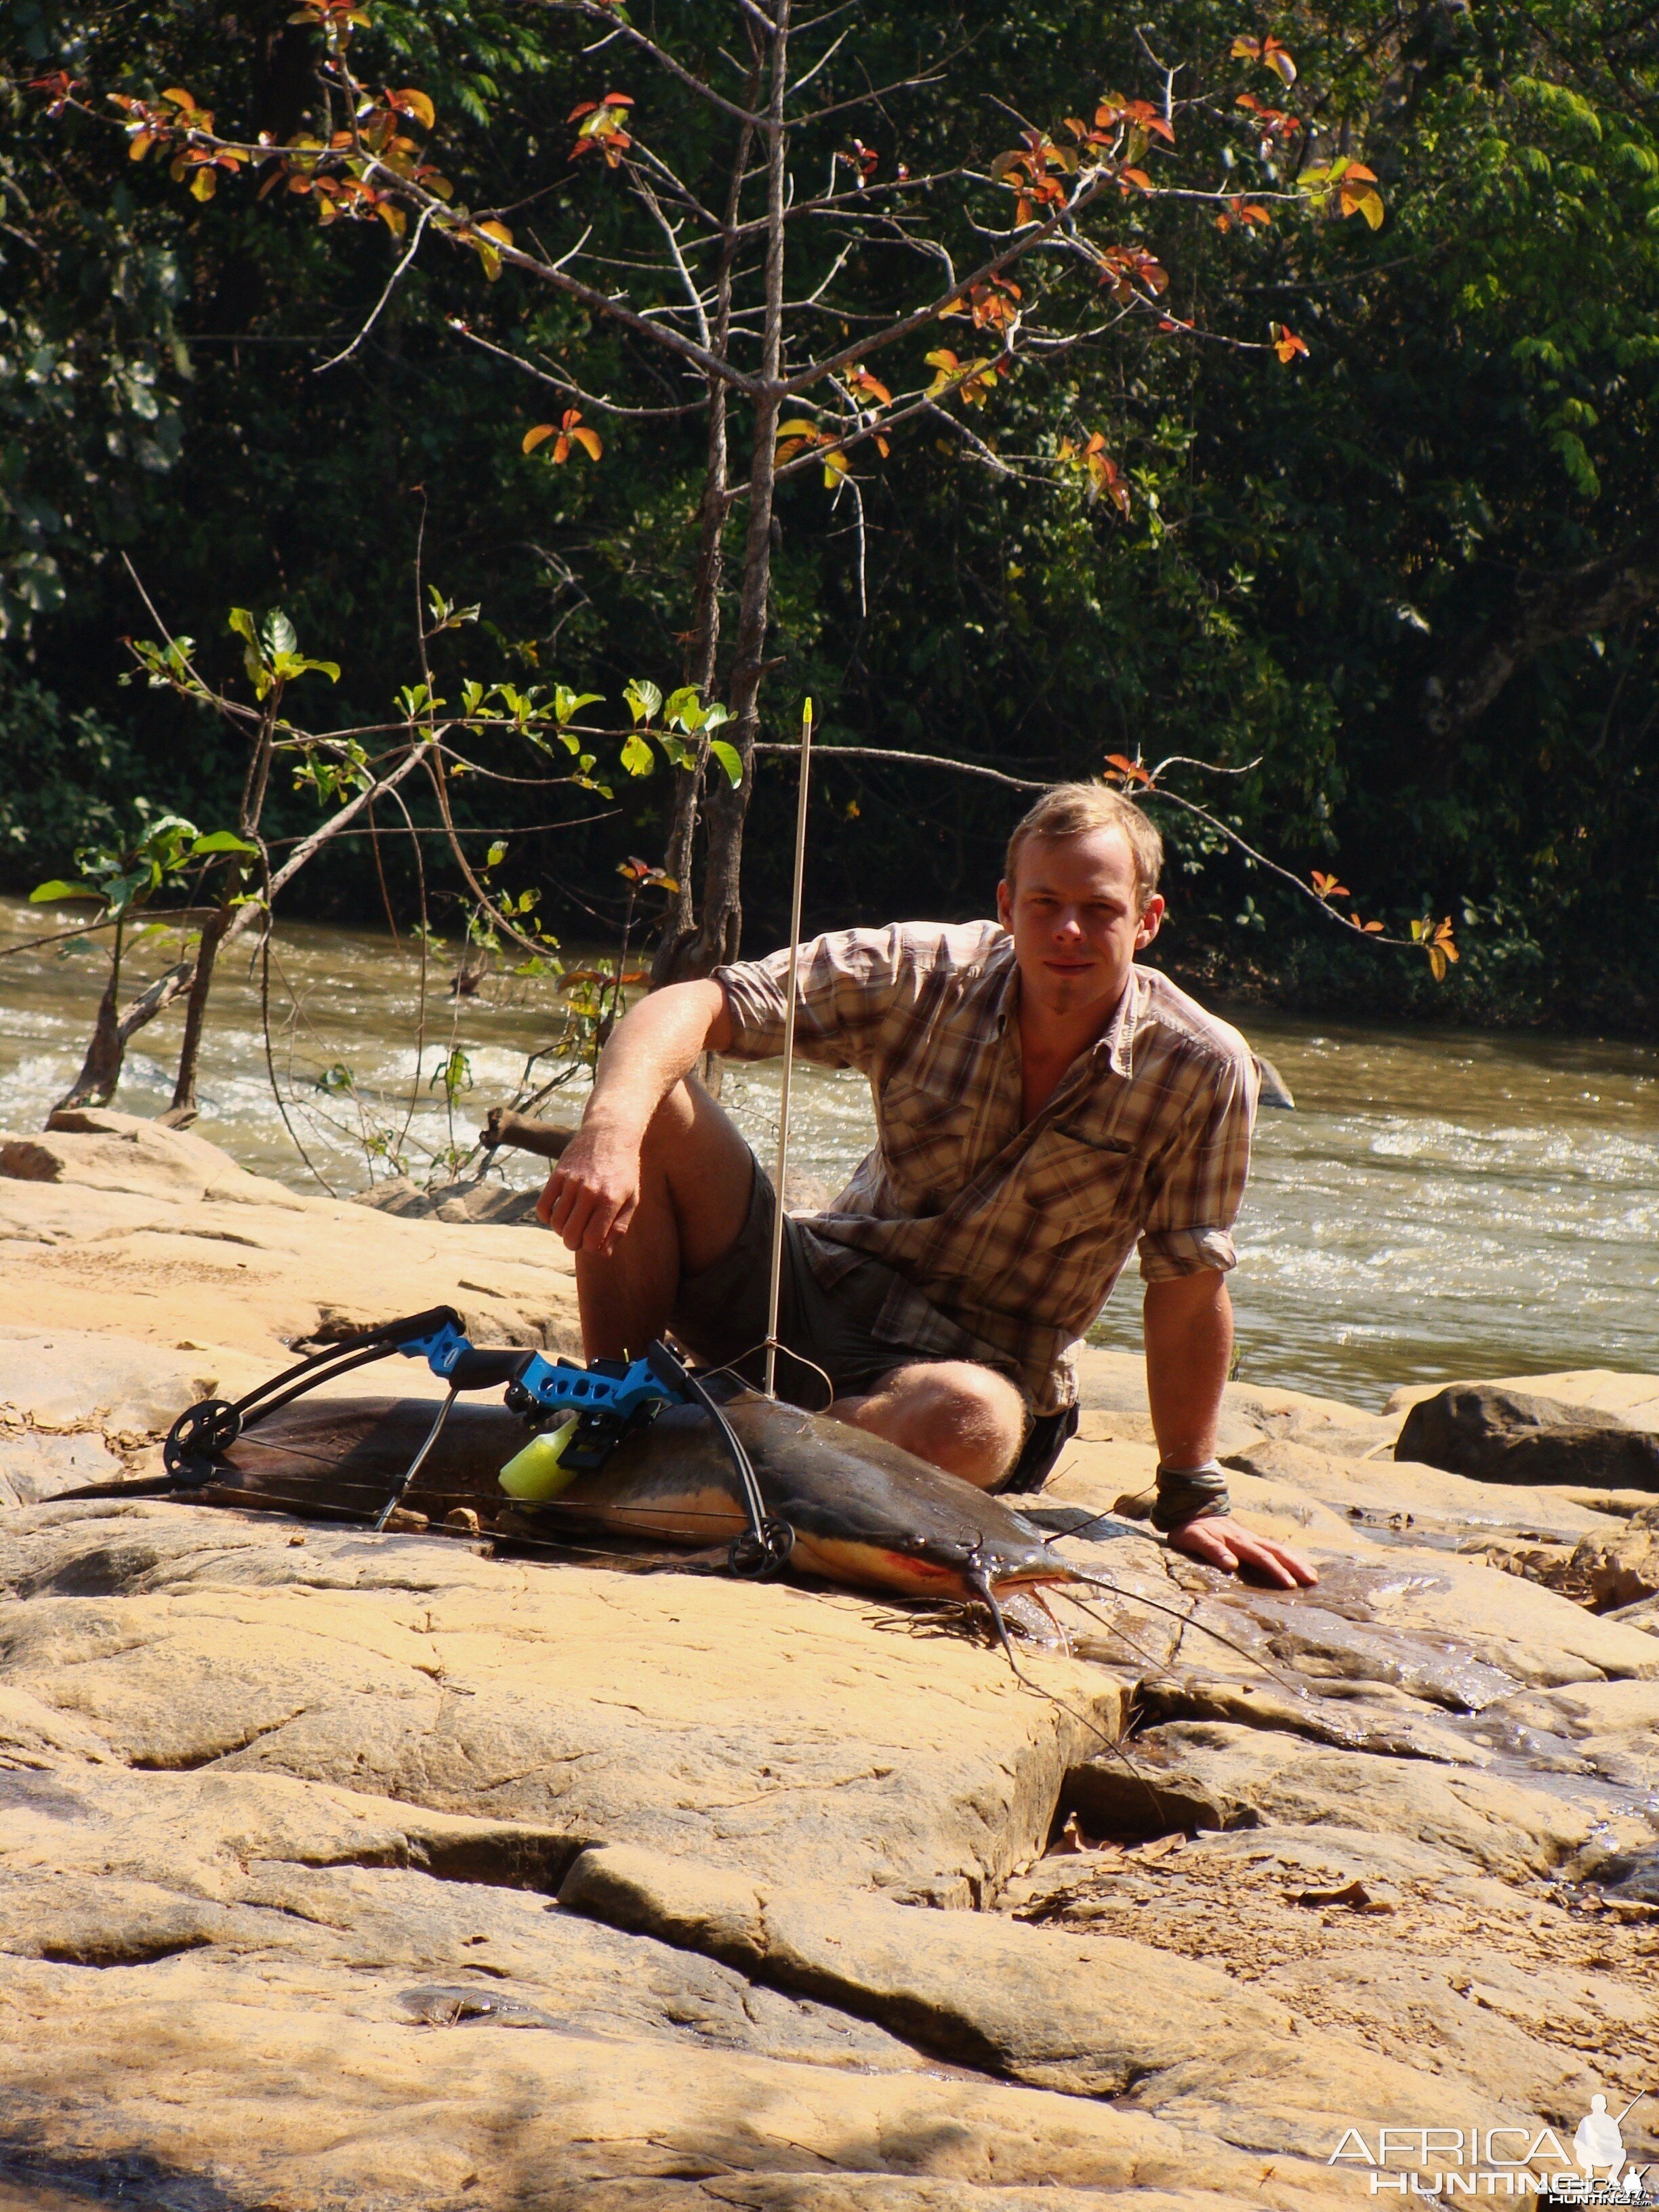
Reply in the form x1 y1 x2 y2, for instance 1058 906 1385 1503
553 685 603 724
620 733 655 777
487 840 508 869
262 609 298 659
664 684 704 732
461 680 487 717
271 652 340 684
30 878 102 903
494 682 541 723
103 869 150 917
708 739 743 788
700 701 733 732
623 678 662 726
189 831 258 857
227 608 258 647
657 733 695 770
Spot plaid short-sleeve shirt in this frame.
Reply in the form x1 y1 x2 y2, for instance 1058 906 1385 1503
714 921 1258 1414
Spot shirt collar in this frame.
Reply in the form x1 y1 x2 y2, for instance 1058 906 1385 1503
989 935 1021 1036
987 941 1143 1080
1096 966 1144 1079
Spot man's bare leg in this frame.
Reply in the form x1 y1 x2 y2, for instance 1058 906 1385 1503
833 1361 1027 1489
566 1080 755 1360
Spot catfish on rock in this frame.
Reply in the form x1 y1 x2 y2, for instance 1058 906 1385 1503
210 1386 1089 1607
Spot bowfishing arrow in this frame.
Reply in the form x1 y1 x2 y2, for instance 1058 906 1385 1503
762 695 813 1404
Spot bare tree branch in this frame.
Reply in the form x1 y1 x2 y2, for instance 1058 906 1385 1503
779 169 1111 393
313 204 432 375
447 316 708 417
531 0 766 127
754 740 1422 949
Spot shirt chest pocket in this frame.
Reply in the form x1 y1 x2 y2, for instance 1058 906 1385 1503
877 1073 983 1210
1015 1127 1143 1243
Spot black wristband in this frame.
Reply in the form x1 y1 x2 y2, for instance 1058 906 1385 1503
1111 1462 1233 1534
1150 1462 1231 1534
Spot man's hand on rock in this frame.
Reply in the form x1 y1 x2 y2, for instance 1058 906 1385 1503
536 1124 642 1256
1167 1513 1318 1589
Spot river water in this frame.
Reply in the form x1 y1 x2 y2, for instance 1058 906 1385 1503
3 893 1655 1408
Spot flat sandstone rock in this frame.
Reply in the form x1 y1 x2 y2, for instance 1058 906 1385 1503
1 1114 1657 2205
0 1109 581 1360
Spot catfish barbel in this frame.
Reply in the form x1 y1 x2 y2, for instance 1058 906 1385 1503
206 1386 1086 1610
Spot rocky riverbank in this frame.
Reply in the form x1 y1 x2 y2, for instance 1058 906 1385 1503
1 1111 1656 2211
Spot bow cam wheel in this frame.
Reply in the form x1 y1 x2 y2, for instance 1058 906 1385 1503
164 1399 242 1482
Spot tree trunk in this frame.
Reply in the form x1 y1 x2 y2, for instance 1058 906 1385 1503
654 379 735 981
168 902 234 1117
54 957 194 1113
59 956 125 1113
1422 540 1658 760
654 83 759 988
672 0 790 979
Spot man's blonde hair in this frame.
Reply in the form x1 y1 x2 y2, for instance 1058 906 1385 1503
1004 783 1164 910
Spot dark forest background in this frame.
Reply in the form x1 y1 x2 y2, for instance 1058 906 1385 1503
3 0 1656 1029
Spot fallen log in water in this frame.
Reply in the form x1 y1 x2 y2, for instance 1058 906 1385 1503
480 1106 579 1160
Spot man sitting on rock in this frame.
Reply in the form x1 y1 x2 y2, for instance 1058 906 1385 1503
537 782 1315 1589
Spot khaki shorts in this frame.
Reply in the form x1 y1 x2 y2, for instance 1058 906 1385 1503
666 1155 945 1409
665 1158 1080 1494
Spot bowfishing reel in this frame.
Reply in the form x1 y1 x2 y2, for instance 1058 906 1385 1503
161 1308 792 1579
501 1353 663 1486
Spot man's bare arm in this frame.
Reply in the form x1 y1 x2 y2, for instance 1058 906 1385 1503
537 979 732 1253
1143 1270 1232 1467
1142 1273 1317 1589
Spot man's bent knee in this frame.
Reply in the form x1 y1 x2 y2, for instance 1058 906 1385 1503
838 1361 1027 1490
637 1079 703 1159
636 1080 756 1278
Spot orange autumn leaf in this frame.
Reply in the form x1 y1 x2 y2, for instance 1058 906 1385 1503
388 86 434 130
1410 916 1459 980
1231 34 1297 84
525 409 601 464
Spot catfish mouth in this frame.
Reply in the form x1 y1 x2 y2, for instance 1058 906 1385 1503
790 1532 1073 1603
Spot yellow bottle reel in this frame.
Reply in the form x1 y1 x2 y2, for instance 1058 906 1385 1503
497 1415 582 1500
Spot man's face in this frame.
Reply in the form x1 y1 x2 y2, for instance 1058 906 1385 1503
996 827 1166 1023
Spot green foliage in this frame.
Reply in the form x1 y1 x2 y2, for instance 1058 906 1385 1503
227 607 340 698
30 809 252 918
2 0 1656 1021
0 663 143 867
